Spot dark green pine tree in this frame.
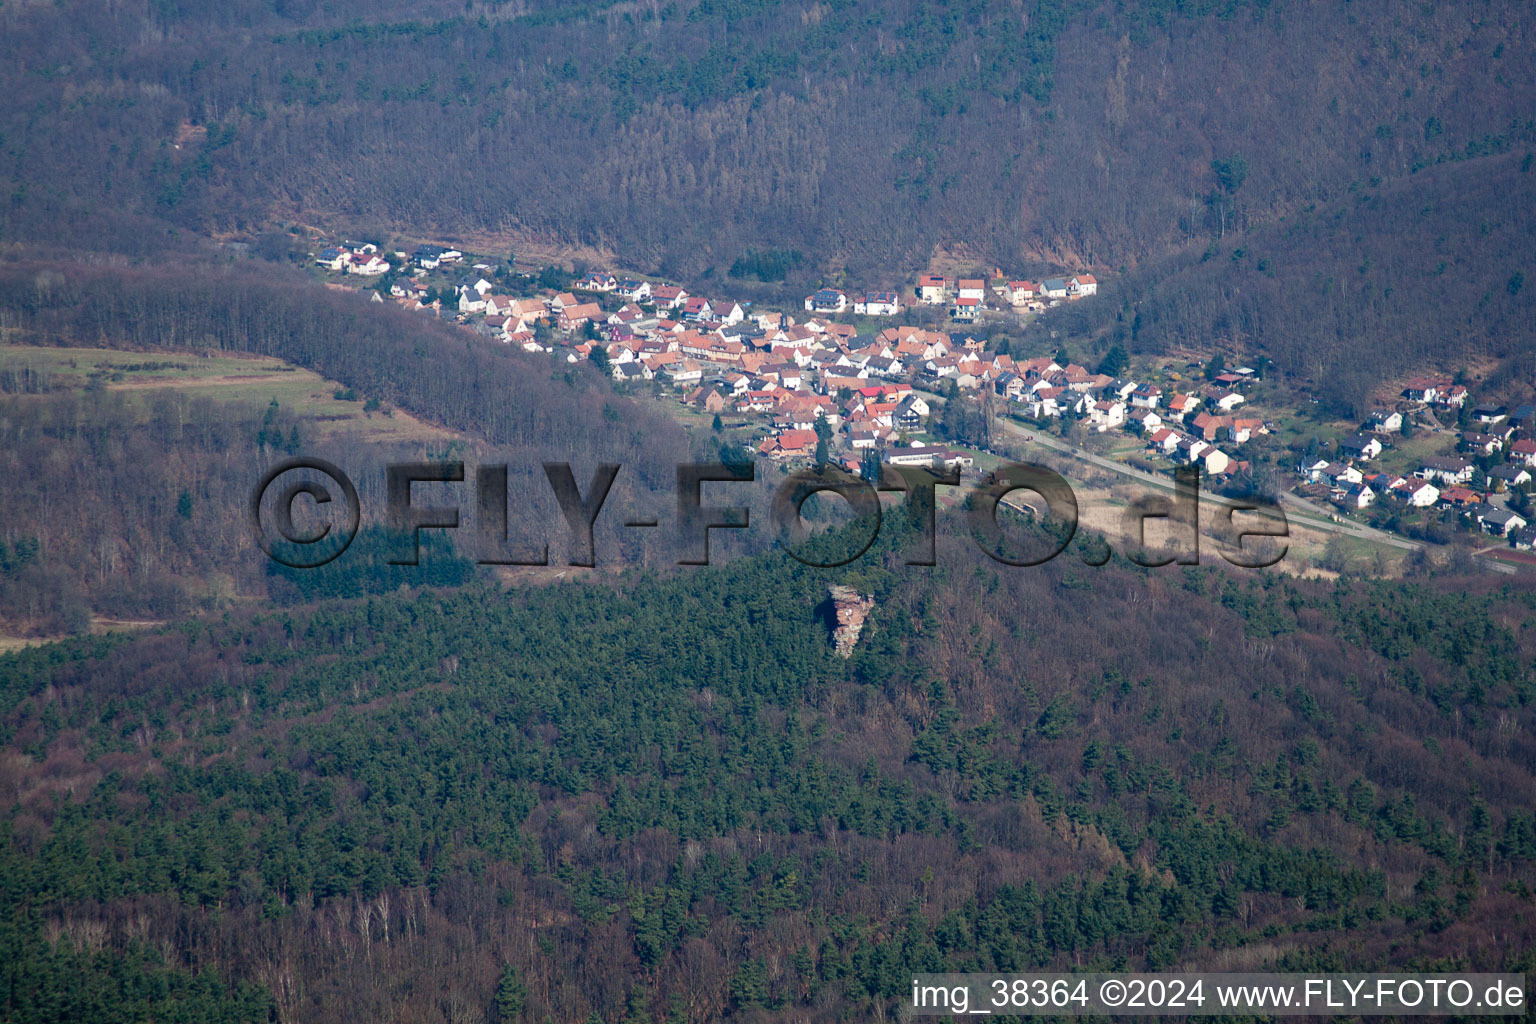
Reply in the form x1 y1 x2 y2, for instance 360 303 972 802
494 963 527 1022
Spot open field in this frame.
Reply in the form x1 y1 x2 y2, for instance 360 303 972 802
0 616 162 654
0 344 460 444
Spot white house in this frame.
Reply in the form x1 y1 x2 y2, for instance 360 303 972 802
577 272 617 292
1199 447 1231 475
348 254 389 276
854 291 901 316
315 247 350 271
662 360 703 386
1394 479 1440 506
916 274 947 304
956 279 987 302
1480 507 1528 537
619 279 653 303
1339 434 1383 461
1068 274 1099 297
1339 484 1376 509
1006 281 1036 305
1088 400 1127 432
804 289 848 314
1418 457 1474 485
1208 389 1246 412
1367 409 1404 433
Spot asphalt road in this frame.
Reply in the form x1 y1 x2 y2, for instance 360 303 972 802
995 417 1423 552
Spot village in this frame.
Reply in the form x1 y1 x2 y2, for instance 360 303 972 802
312 240 1536 560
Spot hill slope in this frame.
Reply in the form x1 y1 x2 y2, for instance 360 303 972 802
2 0 1532 280
4 532 1536 1021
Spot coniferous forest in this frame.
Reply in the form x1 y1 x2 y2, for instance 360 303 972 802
2 0 1536 1021
3 514 1536 1021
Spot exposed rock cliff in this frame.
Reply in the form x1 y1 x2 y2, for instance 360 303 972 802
827 585 874 658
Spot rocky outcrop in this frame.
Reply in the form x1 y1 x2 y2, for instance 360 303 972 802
827 585 874 658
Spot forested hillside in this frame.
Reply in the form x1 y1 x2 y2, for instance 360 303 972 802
3 522 1535 1021
2 0 1532 281
0 259 693 634
1059 151 1536 414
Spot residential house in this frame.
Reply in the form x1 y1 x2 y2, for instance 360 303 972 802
1439 486 1484 510
1146 428 1180 454
315 247 350 270
1199 448 1232 474
1026 387 1065 420
715 301 748 325
1472 404 1508 424
1339 483 1376 509
854 291 901 316
894 395 930 431
1165 393 1200 417
411 244 446 269
949 297 980 322
956 279 986 302
1339 433 1383 461
652 285 688 310
848 429 880 449
1067 274 1098 297
1005 281 1036 305
1508 439 1536 467
1489 465 1533 489
1366 409 1404 433
1401 377 1446 403
1460 432 1504 457
1392 479 1440 507
1226 418 1264 444
1173 436 1210 465
759 429 819 459
618 279 653 303
1323 462 1364 487
661 360 703 386
559 302 604 332
1206 387 1245 412
916 275 947 304
1087 400 1127 432
1190 412 1230 442
576 272 617 292
1041 278 1069 299
1418 456 1475 485
348 254 389 276
686 387 727 413
1302 458 1333 483
1440 385 1470 407
804 289 848 314
1127 408 1163 434
1479 507 1528 537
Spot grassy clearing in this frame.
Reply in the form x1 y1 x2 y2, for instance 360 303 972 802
0 344 458 444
